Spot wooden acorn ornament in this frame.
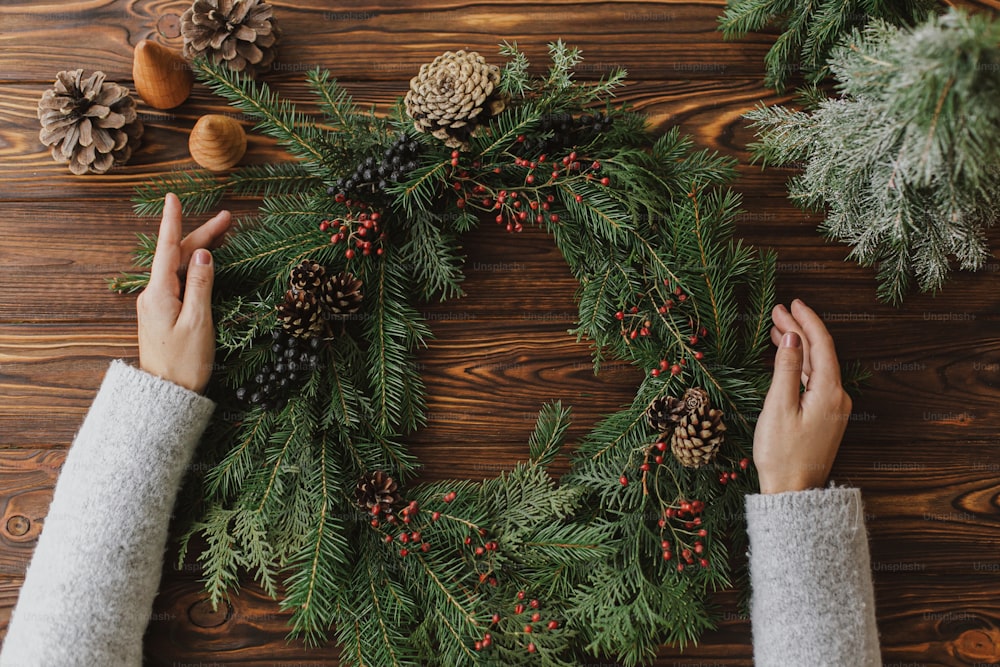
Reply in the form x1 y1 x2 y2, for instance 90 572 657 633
189 114 247 171
132 40 193 110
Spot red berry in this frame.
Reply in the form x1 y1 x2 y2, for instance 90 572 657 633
740 458 750 470
530 599 539 609
421 542 430 552
531 612 541 622
527 642 536 653
464 536 472 545
475 546 485 556
432 511 441 521
677 563 684 572
655 440 667 452
456 199 466 208
663 551 672 560
451 150 460 158
619 475 628 486
640 463 650 472
400 533 409 543
650 369 660 377
574 194 583 203
517 134 526 142
345 249 355 259
524 624 533 633
615 311 625 320
694 351 705 360
451 158 459 167
670 364 682 376
474 641 483 651
654 455 664 464
492 613 501 624
443 491 457 503
526 175 535 184
400 548 409 557
549 214 559 222
515 603 524 615
547 620 559 630
700 558 710 568
698 528 707 537
600 177 610 186
689 335 698 345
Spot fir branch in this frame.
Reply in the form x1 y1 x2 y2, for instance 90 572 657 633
191 59 328 170
528 402 573 468
133 170 226 217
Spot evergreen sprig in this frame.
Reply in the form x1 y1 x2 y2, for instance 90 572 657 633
117 43 775 665
719 0 935 89
745 9 1000 303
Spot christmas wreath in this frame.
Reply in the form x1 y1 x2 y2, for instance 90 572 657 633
114 42 776 666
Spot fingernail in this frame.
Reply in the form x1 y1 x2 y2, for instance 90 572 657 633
782 332 801 348
194 249 211 265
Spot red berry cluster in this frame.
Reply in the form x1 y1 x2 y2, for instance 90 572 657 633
491 189 557 233
374 499 435 556
656 498 710 572
482 591 560 655
718 457 750 485
320 199 385 259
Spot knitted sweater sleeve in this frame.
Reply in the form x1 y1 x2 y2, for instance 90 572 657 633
0 360 215 667
746 486 881 667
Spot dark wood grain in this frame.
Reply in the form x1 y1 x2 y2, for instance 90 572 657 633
3 0 1000 664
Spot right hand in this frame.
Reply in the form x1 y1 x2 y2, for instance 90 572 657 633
753 299 852 494
136 193 231 394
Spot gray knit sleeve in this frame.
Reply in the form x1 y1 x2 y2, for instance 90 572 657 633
746 486 881 667
0 360 215 667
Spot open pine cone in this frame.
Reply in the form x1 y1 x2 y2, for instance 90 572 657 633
277 289 323 339
181 0 280 75
355 471 401 517
37 69 143 175
320 272 363 318
404 50 508 150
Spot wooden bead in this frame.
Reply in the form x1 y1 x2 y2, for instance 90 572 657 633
132 40 192 110
189 114 247 172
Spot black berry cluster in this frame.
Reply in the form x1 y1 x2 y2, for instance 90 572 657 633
518 112 614 157
330 133 422 201
235 330 322 411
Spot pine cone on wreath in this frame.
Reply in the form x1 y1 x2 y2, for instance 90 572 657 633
277 288 323 338
646 395 685 433
180 0 280 75
320 272 363 318
670 391 727 469
405 50 508 150
289 259 326 292
355 471 402 517
37 69 143 175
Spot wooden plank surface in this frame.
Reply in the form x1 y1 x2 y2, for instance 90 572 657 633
2 1 1000 665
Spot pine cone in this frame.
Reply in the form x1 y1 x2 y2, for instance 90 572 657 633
289 259 326 292
355 471 401 517
646 395 685 433
276 289 323 338
181 0 280 75
320 272 363 318
671 403 727 469
37 69 143 175
680 387 711 413
404 50 508 150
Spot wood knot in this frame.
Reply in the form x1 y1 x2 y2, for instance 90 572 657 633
156 13 181 39
188 598 231 628
955 627 1000 663
5 515 29 537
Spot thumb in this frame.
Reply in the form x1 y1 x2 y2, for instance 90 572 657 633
766 331 804 411
179 248 215 325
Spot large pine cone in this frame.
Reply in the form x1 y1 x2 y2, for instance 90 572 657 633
404 50 508 150
277 289 323 338
670 403 727 469
355 471 401 517
37 69 143 175
320 272 363 317
181 0 280 75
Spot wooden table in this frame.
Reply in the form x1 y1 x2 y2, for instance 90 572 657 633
2 1 1000 664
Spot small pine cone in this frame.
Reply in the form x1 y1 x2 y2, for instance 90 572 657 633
646 395 685 433
180 0 280 75
670 405 727 469
404 50 508 150
277 289 323 338
320 272 363 318
680 388 711 413
289 259 326 292
355 470 401 516
37 69 143 175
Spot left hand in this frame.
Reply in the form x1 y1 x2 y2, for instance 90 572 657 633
136 193 232 393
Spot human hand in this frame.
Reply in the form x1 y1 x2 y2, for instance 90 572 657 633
137 193 232 394
753 299 852 494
